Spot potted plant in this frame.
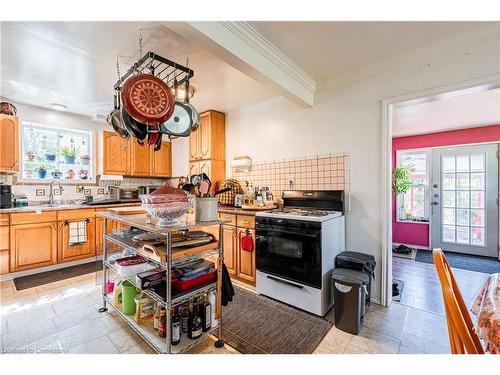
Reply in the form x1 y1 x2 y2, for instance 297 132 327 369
60 145 79 164
26 150 36 161
80 154 91 165
45 146 57 162
392 164 414 219
35 165 48 179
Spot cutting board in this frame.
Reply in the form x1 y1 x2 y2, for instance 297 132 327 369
241 205 277 211
108 206 145 215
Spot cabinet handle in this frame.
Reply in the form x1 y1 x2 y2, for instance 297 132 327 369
63 220 69 226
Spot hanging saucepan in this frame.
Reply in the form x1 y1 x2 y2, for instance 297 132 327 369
186 103 200 132
153 132 163 151
121 74 175 126
121 106 148 144
159 102 194 137
106 94 129 139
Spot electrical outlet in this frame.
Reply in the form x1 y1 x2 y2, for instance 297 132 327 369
83 188 92 195
54 189 62 196
76 185 85 193
97 188 105 195
35 188 45 196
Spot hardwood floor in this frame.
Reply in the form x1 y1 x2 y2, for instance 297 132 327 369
392 256 490 315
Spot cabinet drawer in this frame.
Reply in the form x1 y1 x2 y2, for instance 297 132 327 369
219 212 236 226
0 249 8 274
10 211 58 225
0 213 9 226
57 209 95 221
0 226 8 250
236 215 255 229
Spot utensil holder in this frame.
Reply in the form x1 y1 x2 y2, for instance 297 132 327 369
195 197 218 222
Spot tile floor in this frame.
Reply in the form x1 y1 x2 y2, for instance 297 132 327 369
1 269 454 354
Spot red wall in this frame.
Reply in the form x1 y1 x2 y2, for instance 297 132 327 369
392 124 500 247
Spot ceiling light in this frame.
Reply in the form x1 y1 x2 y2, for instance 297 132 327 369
51 103 67 111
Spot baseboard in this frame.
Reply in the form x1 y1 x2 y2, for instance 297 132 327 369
0 256 103 282
393 242 430 250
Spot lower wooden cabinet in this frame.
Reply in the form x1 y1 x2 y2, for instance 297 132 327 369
0 226 9 274
237 227 256 284
10 222 58 272
58 218 96 263
95 216 122 255
222 226 237 276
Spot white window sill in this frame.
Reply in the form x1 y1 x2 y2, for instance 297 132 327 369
396 219 430 225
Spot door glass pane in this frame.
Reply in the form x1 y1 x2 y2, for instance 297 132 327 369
470 154 485 172
442 191 455 207
443 225 455 242
470 173 485 190
456 209 469 226
442 156 455 172
442 174 455 190
471 227 485 246
470 191 485 208
411 187 425 218
456 191 469 208
470 209 485 227
456 173 469 190
456 155 469 172
443 208 455 225
456 226 470 244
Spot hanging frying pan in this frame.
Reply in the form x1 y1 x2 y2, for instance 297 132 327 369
153 132 163 151
121 74 175 126
106 94 129 139
159 102 193 137
121 106 148 141
186 103 200 131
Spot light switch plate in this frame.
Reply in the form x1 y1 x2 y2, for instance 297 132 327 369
97 188 105 195
54 189 62 196
35 188 45 196
83 188 92 195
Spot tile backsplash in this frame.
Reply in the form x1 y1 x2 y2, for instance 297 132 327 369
230 153 350 210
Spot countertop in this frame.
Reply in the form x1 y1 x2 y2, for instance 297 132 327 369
0 202 141 213
217 205 277 216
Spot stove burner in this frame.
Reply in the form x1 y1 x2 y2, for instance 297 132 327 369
278 208 336 217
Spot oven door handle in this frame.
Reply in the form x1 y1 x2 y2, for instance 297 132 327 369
267 275 304 289
257 228 320 238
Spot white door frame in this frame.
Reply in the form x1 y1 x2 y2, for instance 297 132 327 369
380 73 500 307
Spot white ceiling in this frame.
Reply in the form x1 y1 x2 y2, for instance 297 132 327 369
249 21 494 82
393 87 500 137
0 22 277 117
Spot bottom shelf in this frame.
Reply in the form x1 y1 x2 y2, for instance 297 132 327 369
102 294 220 354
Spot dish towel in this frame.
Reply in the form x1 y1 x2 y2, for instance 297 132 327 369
221 263 235 306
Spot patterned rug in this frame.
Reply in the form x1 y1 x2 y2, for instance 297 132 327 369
392 246 417 260
222 285 332 354
415 250 500 274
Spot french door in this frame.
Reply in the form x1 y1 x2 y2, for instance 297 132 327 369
431 144 499 257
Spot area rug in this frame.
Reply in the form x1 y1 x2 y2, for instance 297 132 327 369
392 279 405 302
13 261 102 290
415 250 500 274
221 285 332 354
392 246 417 260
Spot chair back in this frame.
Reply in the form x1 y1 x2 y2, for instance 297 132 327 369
432 249 484 354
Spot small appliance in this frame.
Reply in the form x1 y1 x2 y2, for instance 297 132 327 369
0 184 12 209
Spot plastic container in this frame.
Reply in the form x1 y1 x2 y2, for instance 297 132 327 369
194 197 218 222
172 270 217 292
122 281 140 315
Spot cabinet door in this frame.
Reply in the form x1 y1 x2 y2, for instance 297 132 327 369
102 131 128 175
10 223 57 272
223 226 237 276
0 115 19 172
151 141 172 177
199 113 211 160
189 127 199 161
0 226 9 274
128 141 151 176
58 218 96 263
237 228 256 284
199 160 211 177
189 161 200 177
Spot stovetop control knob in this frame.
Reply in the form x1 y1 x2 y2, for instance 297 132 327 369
277 218 287 225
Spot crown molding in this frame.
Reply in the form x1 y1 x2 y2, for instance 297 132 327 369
318 23 500 93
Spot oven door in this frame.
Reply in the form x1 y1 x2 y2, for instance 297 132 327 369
255 224 322 288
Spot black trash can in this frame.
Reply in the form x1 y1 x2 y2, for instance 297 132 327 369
332 268 369 335
335 251 376 308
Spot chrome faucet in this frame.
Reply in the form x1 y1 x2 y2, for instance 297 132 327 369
48 180 64 205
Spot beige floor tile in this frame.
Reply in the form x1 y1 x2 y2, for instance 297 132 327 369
51 294 95 316
123 341 156 354
69 334 119 354
52 305 103 331
16 334 64 354
343 343 372 354
348 326 401 354
107 327 144 353
1 318 57 350
6 304 56 332
314 327 353 354
56 318 109 350
99 313 129 332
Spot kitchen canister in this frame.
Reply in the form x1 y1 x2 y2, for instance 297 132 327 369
121 280 139 315
195 197 218 222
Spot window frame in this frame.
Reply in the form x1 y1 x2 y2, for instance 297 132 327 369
396 148 431 223
19 121 96 184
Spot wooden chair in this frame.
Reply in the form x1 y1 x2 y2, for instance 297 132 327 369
432 249 484 354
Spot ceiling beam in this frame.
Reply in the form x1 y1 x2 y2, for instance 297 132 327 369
165 21 316 107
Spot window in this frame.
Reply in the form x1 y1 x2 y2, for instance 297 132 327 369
396 150 429 222
21 122 94 182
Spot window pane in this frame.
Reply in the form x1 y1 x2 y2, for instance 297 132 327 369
471 209 485 227
442 174 455 190
470 154 485 172
470 191 485 208
443 156 455 172
456 209 469 226
443 208 455 225
456 173 469 190
443 225 455 242
470 173 485 190
456 191 469 208
442 191 455 207
456 155 469 172
456 226 470 244
471 227 485 246
412 187 425 218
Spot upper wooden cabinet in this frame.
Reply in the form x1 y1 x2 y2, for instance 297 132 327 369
98 131 172 177
189 111 225 162
0 115 20 173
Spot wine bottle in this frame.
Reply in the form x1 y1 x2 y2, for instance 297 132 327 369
181 303 190 333
188 303 202 339
208 291 217 327
158 308 166 338
171 307 181 345
201 294 211 332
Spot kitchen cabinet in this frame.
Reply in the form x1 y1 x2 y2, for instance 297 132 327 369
222 226 237 276
237 227 256 284
95 214 123 255
0 215 9 275
128 139 151 176
10 222 58 272
98 131 128 175
0 115 20 173
150 140 172 177
188 160 226 188
57 209 96 263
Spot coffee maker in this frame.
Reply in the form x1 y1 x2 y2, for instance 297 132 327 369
0 184 12 209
